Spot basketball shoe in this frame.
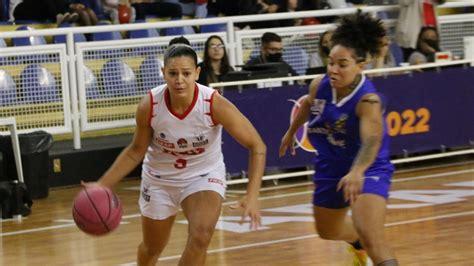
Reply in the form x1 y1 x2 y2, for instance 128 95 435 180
349 246 373 266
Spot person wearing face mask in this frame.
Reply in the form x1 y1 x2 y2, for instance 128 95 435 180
245 32 299 77
309 30 333 68
408 26 441 65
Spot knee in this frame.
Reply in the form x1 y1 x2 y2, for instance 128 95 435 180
315 224 340 240
139 242 161 258
188 225 214 249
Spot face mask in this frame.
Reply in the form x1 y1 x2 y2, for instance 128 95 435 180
266 52 282 62
321 46 330 56
423 39 440 52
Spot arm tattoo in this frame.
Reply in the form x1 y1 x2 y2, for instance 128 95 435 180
251 152 266 156
361 98 380 104
353 135 380 167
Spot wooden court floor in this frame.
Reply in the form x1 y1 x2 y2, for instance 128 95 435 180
1 161 473 265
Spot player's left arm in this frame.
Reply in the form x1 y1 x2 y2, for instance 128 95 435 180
212 93 266 230
352 93 384 174
337 93 384 204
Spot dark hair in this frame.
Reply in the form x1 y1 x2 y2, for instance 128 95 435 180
168 36 191 46
164 44 198 67
331 10 386 61
416 26 439 50
261 32 282 46
318 30 332 57
202 35 231 84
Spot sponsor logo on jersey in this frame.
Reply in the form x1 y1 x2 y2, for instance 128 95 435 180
333 113 348 134
208 178 224 186
193 137 209 147
177 138 188 149
155 137 175 148
162 147 205 157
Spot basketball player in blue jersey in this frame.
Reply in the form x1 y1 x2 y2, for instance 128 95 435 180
280 11 398 266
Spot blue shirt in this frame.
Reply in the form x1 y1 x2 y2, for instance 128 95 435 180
307 74 394 178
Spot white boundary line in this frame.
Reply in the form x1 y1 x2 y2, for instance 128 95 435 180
1 168 473 237
141 210 473 263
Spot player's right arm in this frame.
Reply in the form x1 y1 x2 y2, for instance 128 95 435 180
279 75 323 157
97 94 153 188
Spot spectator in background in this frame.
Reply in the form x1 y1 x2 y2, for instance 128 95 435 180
309 30 333 68
10 0 97 25
131 0 182 21
165 0 208 19
70 0 98 26
207 0 267 29
408 26 441 65
273 0 304 27
197 35 234 87
395 0 445 62
246 32 298 77
367 36 397 69
169 35 191 46
102 0 135 24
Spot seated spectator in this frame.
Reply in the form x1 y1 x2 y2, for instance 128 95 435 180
408 26 441 65
207 0 266 29
197 35 234 87
130 0 182 21
164 0 208 19
10 0 98 25
246 32 298 77
11 0 78 23
396 0 446 61
102 0 135 24
309 30 332 68
70 1 98 26
367 36 397 69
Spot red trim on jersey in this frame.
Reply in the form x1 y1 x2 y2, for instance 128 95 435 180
165 85 199 120
148 90 155 127
208 90 218 126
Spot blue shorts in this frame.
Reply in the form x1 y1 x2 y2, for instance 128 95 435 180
313 171 392 209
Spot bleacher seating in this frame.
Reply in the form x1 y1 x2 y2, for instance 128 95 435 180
84 65 101 99
0 69 17 106
91 22 123 41
13 25 47 46
129 28 160 39
139 56 164 91
20 64 60 103
282 46 309 76
54 23 87 44
100 59 138 97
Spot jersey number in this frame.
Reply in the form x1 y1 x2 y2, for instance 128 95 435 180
174 158 187 169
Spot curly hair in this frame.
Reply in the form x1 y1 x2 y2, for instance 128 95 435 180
331 10 386 61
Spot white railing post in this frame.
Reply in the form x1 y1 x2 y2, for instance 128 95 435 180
66 32 81 149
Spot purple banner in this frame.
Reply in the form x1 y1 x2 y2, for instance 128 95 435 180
222 67 474 174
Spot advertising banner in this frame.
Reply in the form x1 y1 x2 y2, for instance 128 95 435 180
222 67 474 174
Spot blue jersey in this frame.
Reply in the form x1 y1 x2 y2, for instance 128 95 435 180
307 75 394 179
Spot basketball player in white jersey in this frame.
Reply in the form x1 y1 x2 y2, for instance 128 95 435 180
91 44 266 265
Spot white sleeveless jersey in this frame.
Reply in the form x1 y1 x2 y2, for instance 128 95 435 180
142 84 225 187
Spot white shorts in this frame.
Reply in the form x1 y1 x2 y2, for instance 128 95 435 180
139 168 226 220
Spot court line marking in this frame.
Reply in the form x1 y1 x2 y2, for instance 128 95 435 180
117 210 473 264
1 168 472 236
